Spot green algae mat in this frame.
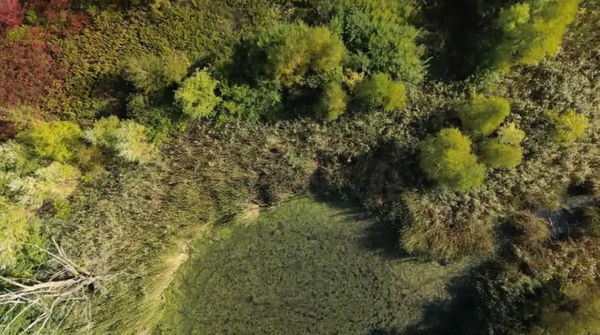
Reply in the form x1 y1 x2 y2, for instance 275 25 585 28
158 197 467 335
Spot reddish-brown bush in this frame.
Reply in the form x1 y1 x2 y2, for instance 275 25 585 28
0 0 24 31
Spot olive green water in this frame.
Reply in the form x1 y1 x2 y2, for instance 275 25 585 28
158 197 466 335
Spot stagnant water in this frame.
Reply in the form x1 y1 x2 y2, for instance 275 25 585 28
158 197 467 335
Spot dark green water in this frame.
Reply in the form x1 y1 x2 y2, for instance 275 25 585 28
159 197 465 335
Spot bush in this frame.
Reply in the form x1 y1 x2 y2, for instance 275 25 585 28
459 95 510 136
175 70 221 119
17 121 83 163
546 109 588 145
316 82 348 121
419 128 485 191
354 72 406 111
493 0 581 73
124 50 190 93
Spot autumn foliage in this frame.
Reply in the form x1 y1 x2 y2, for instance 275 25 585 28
0 0 23 31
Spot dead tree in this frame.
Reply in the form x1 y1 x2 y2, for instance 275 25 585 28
0 239 110 334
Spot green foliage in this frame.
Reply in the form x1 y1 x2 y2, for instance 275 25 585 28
493 0 581 72
175 70 221 119
480 123 525 169
459 95 510 136
258 22 345 87
480 140 523 169
17 121 83 162
0 197 35 267
419 128 485 191
546 109 588 145
86 116 158 163
219 83 282 121
9 162 81 208
316 82 348 121
124 50 190 93
339 8 424 85
355 72 407 111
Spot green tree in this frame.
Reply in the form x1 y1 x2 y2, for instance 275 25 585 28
420 128 485 191
339 8 424 85
316 82 348 121
124 50 190 93
459 95 510 136
175 70 221 119
17 121 83 162
355 72 406 111
493 0 581 73
546 109 588 145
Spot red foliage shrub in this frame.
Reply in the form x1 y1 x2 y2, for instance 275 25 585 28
70 12 89 33
0 0 24 31
0 36 67 107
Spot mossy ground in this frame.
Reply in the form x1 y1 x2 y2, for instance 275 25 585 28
157 197 468 335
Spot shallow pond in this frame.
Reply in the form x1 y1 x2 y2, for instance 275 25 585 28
158 197 467 335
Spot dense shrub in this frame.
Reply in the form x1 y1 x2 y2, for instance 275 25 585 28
546 109 588 146
175 70 221 119
493 0 581 73
459 95 510 136
480 140 522 169
419 128 485 191
0 197 34 266
316 82 348 121
9 162 81 207
354 72 406 111
219 83 282 121
17 121 83 163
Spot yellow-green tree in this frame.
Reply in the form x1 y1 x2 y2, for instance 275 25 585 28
459 95 510 136
546 109 588 145
258 22 345 87
480 123 525 169
493 0 581 73
420 128 485 191
355 72 407 111
316 82 348 121
124 50 190 93
17 121 83 163
175 70 221 119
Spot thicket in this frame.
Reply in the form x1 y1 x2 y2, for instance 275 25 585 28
1 0 600 334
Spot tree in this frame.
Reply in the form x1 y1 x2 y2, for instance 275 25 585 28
175 70 221 119
459 95 510 136
420 128 485 191
493 0 581 73
258 22 345 87
316 82 348 121
124 50 190 93
547 109 588 145
355 72 406 111
17 121 83 163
